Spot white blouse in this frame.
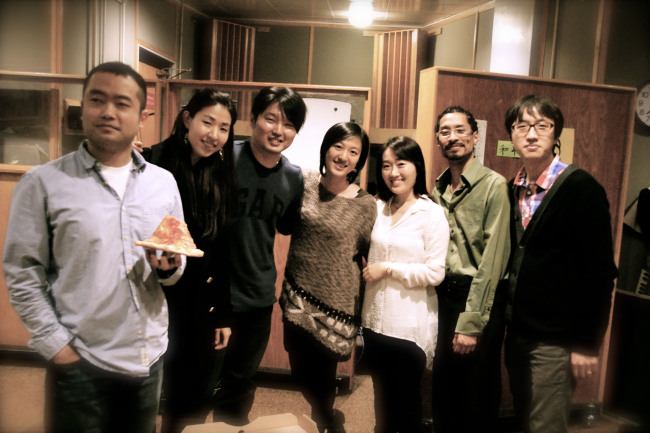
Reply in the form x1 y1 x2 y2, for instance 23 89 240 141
361 195 449 368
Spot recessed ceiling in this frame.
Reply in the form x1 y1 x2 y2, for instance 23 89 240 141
182 0 494 29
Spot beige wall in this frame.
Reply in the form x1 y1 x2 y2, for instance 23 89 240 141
253 26 311 84
554 0 600 82
431 15 477 70
0 0 51 72
312 27 374 87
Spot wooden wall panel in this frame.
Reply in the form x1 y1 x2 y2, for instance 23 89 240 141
212 20 255 123
372 29 426 130
197 19 255 122
259 234 292 371
0 172 31 347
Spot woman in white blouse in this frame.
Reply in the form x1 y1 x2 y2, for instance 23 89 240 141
362 135 449 433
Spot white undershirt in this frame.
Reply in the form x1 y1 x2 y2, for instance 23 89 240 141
101 161 133 200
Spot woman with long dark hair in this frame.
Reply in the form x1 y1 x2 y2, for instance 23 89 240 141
362 136 449 433
143 89 237 433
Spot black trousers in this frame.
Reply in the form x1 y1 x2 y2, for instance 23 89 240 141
161 286 220 433
283 322 341 429
363 329 426 433
212 306 273 426
430 279 506 433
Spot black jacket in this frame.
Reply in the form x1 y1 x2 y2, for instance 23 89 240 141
507 165 617 355
145 139 232 332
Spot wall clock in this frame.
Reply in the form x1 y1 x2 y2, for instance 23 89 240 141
636 80 650 129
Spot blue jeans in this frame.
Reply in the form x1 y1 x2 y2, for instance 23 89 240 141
48 358 163 433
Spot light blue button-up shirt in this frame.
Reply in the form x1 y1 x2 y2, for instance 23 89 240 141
3 143 185 377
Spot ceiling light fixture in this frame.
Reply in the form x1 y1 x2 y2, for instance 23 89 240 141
348 1 373 28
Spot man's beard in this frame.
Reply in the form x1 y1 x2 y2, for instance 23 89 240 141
443 152 466 161
442 146 471 162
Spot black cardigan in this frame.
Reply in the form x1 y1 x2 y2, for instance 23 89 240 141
507 165 617 355
145 139 232 330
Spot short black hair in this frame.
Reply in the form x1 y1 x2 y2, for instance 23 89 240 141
83 62 147 112
435 105 478 134
319 122 370 184
251 87 307 132
375 136 429 202
504 94 564 140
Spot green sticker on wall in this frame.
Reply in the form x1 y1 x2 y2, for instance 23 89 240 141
497 141 520 158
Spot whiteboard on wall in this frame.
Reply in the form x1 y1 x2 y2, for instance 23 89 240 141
282 98 352 171
476 119 487 164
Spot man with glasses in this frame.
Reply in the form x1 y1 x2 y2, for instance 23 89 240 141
504 95 617 433
431 106 510 433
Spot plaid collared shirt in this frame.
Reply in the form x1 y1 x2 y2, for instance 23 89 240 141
514 155 568 228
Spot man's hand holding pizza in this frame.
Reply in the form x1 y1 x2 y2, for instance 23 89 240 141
145 249 181 271
145 249 181 281
136 216 204 279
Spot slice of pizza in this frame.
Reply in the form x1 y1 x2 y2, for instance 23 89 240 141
134 215 204 257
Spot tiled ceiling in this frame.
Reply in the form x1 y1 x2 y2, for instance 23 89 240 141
182 0 493 28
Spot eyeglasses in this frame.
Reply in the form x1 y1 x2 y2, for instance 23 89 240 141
438 127 472 139
511 122 554 135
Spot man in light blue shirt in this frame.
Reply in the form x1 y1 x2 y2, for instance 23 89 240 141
3 62 185 433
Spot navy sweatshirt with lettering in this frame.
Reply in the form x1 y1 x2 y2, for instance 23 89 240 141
229 141 304 312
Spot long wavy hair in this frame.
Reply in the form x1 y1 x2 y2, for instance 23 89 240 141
157 89 238 240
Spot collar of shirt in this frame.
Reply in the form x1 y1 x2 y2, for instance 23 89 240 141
411 195 434 213
515 155 568 227
79 141 147 172
435 157 484 195
381 195 432 220
514 155 568 191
